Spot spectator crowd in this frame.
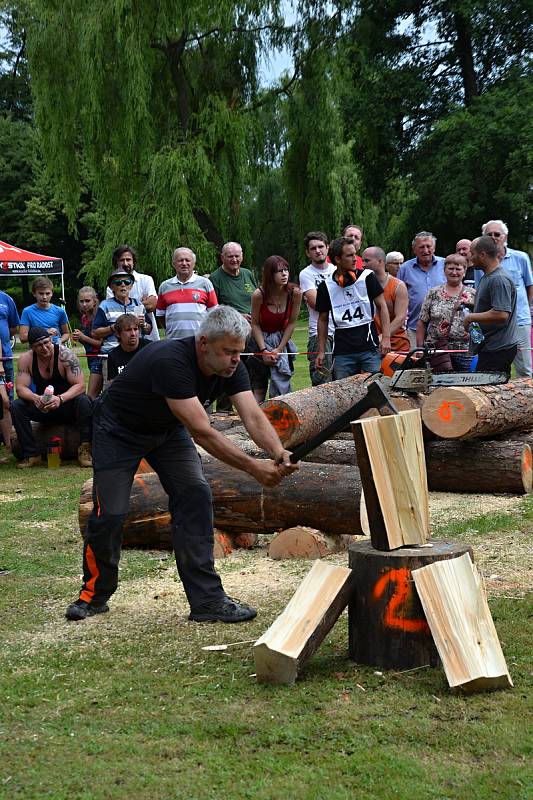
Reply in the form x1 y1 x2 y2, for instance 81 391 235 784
1 221 532 470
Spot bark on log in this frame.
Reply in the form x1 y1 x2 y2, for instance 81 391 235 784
421 378 533 440
79 461 363 547
348 539 473 670
267 527 357 559
260 375 427 449
426 439 532 494
11 423 80 460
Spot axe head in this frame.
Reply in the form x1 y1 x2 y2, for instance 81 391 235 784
366 379 400 415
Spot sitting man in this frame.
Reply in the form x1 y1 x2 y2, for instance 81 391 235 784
106 314 151 380
10 327 93 468
65 306 298 623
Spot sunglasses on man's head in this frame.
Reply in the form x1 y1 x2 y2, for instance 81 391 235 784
112 278 134 286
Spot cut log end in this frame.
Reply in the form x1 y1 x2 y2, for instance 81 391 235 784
260 401 300 445
522 444 533 493
267 527 353 560
422 387 479 438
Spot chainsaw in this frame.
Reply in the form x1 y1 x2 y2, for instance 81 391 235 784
377 349 508 394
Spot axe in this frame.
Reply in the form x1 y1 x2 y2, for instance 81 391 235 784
289 380 399 463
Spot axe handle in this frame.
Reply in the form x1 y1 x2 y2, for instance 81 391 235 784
289 382 394 463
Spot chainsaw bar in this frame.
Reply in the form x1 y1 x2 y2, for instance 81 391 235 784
390 369 508 392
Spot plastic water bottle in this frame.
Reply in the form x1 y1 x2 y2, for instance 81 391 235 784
42 385 54 404
469 323 484 346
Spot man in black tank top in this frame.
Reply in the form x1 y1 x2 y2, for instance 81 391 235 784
10 327 93 468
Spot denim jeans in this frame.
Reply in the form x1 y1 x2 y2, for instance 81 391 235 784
333 349 381 379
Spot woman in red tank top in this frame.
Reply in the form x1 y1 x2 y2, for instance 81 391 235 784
250 255 302 401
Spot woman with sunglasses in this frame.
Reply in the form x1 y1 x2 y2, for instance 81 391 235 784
249 255 302 401
92 269 152 356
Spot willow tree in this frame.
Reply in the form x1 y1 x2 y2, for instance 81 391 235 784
24 0 293 284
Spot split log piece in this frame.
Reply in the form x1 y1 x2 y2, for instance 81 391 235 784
425 438 532 494
79 461 363 547
267 527 357 560
254 561 356 684
421 379 533 440
348 538 473 670
412 553 513 692
352 409 430 551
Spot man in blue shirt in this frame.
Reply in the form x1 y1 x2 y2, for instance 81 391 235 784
398 231 445 348
477 220 533 377
0 289 20 397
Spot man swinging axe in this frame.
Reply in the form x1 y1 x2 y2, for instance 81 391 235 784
66 306 299 624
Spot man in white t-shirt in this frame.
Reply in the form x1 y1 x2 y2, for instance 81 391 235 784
106 245 160 341
299 231 335 385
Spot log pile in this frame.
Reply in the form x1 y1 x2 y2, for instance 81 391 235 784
78 460 363 549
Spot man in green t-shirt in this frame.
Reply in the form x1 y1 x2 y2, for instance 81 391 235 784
210 242 257 320
210 242 258 410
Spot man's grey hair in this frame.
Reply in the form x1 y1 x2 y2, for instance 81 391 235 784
221 241 243 256
412 231 436 246
172 247 196 264
482 219 509 236
196 305 250 342
386 251 404 263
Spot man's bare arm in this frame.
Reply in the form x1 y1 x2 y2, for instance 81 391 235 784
390 281 409 337
166 396 294 487
303 288 318 311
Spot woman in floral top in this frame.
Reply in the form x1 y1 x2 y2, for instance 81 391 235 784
416 254 475 370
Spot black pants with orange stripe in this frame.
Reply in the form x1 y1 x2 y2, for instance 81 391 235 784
79 399 225 612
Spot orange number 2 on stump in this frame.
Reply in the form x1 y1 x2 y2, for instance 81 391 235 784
372 567 430 635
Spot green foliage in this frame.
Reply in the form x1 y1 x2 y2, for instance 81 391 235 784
407 76 533 251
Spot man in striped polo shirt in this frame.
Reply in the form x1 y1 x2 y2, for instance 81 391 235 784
156 247 218 339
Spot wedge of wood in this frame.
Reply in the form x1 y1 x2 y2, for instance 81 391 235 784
352 409 430 550
254 561 355 684
412 553 513 692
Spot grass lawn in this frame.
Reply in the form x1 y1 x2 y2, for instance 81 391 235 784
1 320 531 799
1 458 532 799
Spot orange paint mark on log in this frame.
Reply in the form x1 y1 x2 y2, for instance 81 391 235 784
372 567 431 635
262 405 297 441
437 400 464 422
523 446 532 471
136 458 152 474
214 532 234 556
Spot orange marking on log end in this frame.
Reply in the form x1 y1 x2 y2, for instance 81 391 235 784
523 446 532 472
262 404 298 442
136 458 152 474
437 400 464 422
135 475 149 497
214 532 233 556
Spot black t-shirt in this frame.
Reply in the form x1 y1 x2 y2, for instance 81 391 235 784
315 271 383 354
107 338 151 380
106 337 251 433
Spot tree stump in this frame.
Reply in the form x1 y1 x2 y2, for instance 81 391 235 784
348 539 473 670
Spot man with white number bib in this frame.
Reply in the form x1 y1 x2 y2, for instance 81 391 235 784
315 237 391 379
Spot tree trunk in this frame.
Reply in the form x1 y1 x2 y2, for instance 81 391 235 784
421 379 533 440
261 375 426 448
78 461 363 547
453 10 478 106
426 438 532 494
348 539 473 670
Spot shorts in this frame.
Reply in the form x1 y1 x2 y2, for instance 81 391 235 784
88 356 103 375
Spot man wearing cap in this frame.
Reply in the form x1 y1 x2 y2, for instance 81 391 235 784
93 269 152 359
10 327 93 468
106 245 160 341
